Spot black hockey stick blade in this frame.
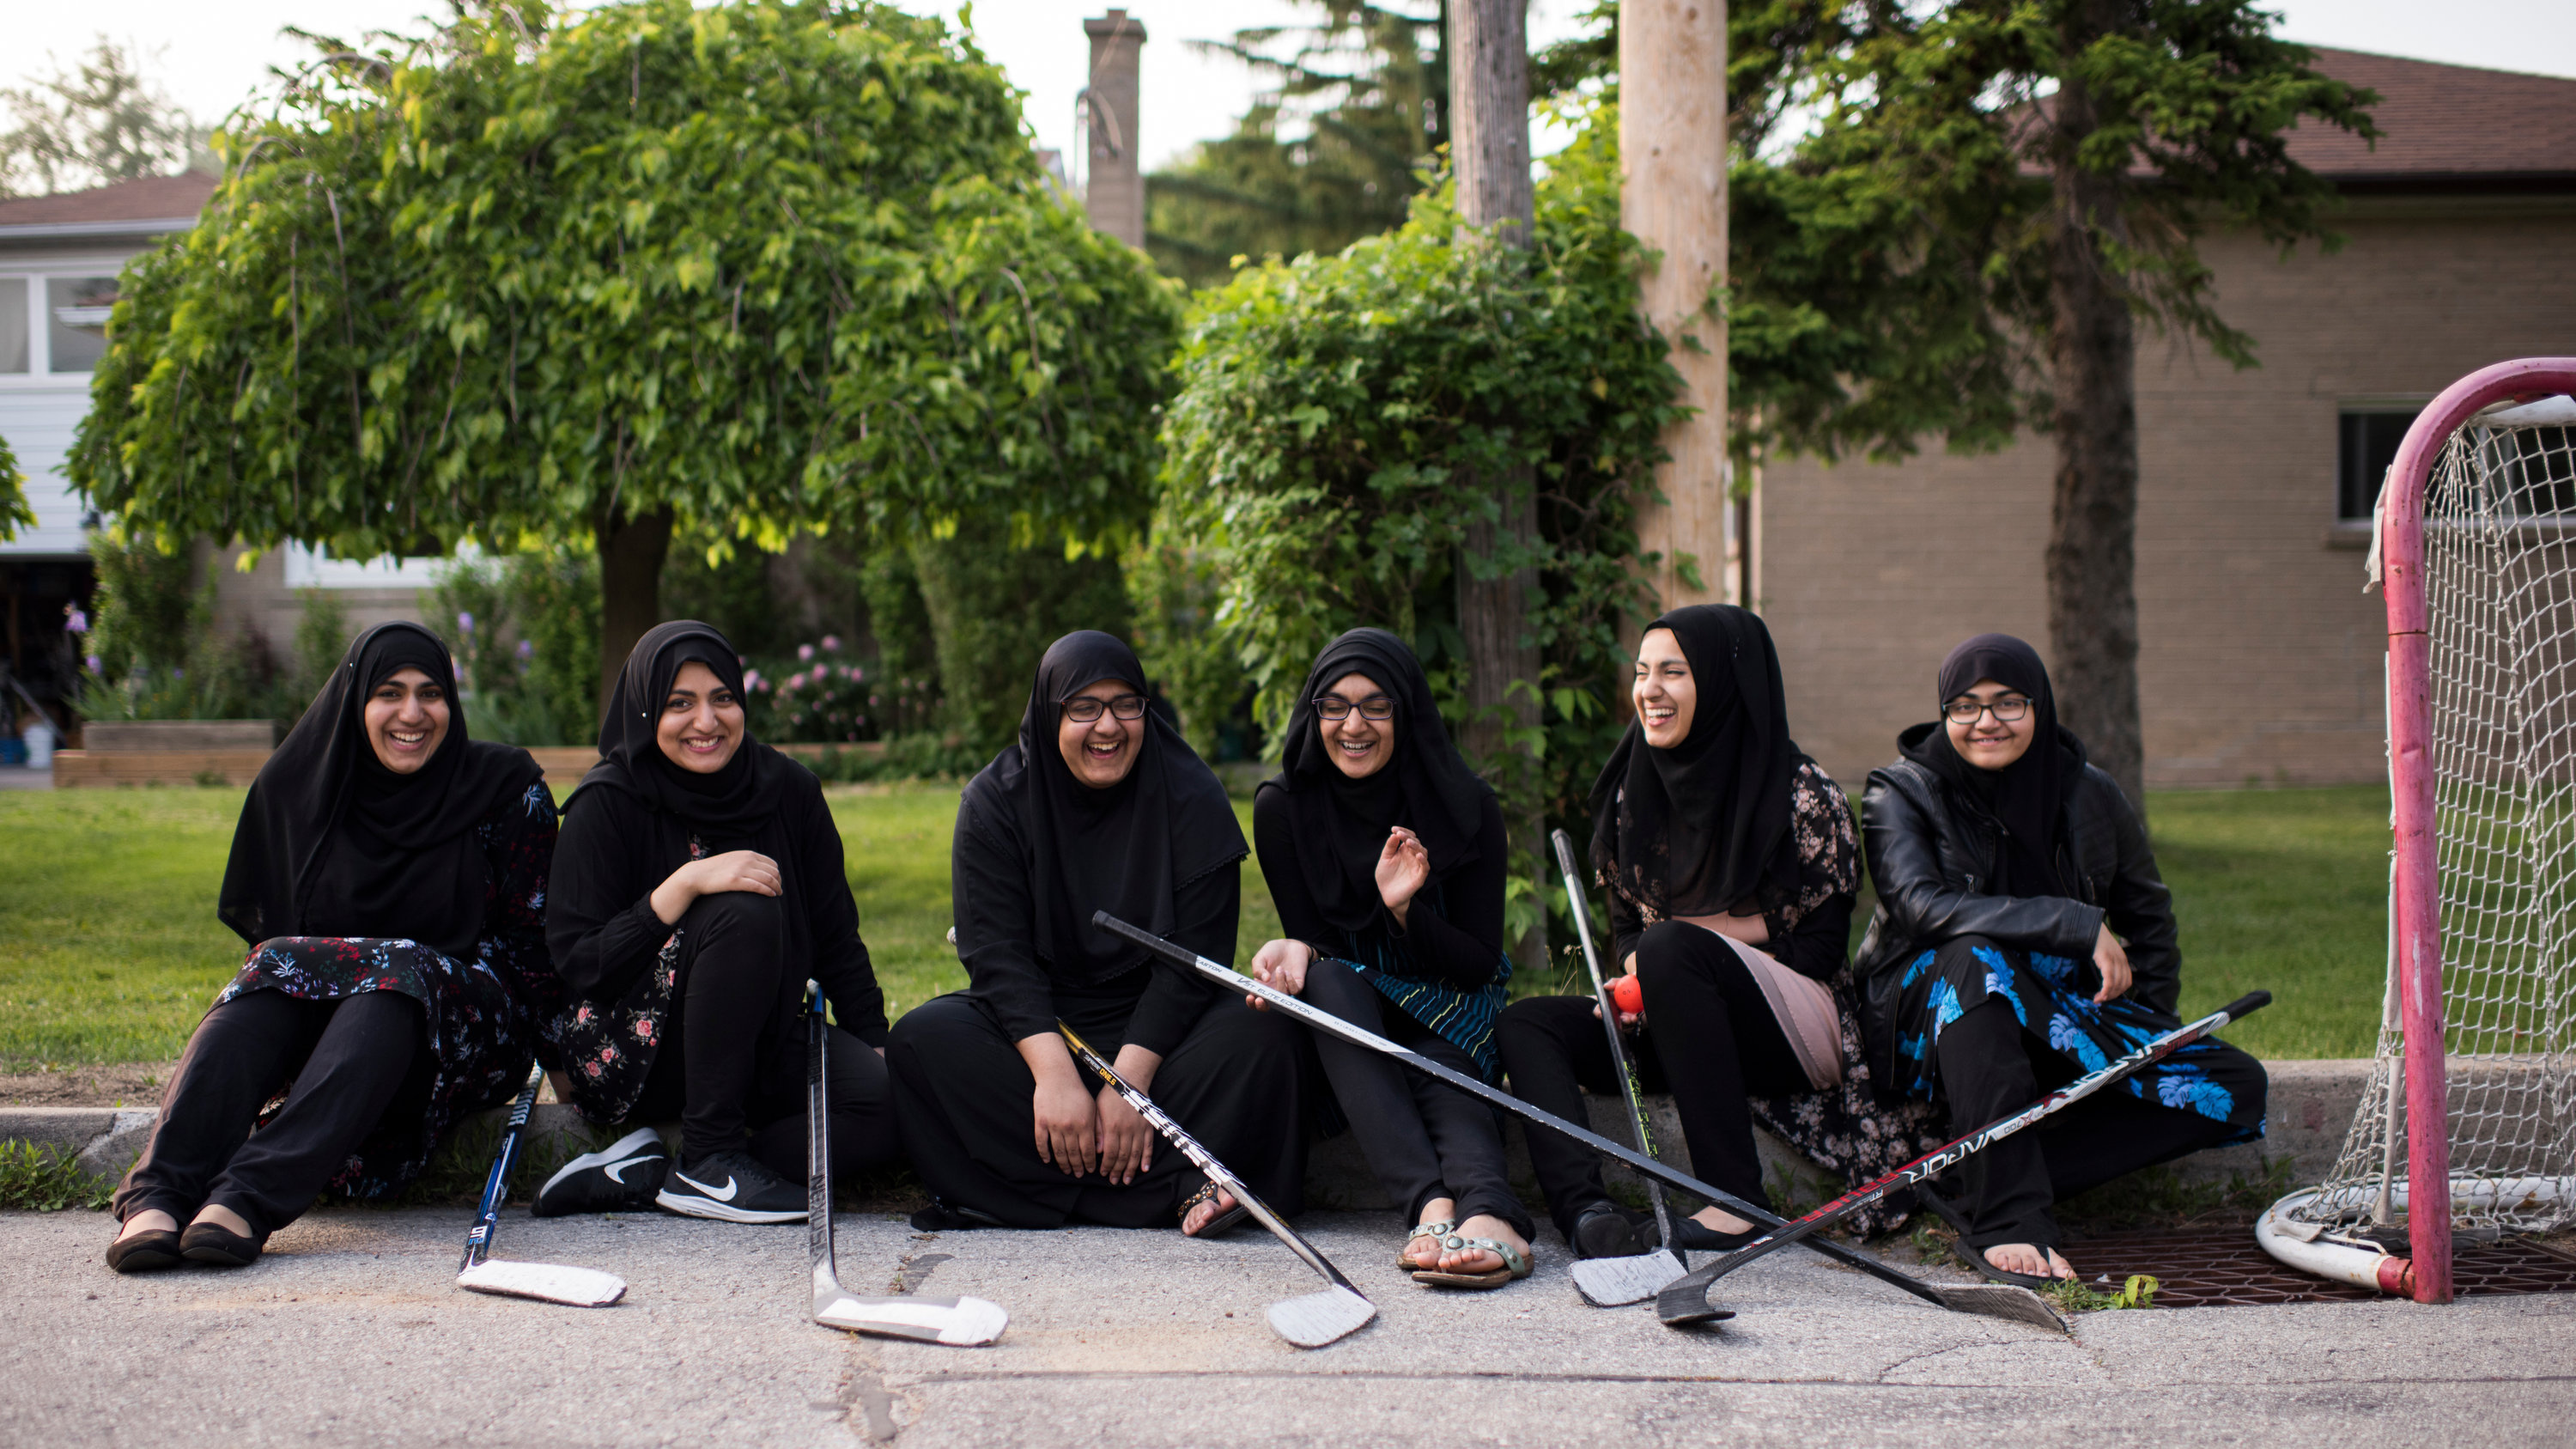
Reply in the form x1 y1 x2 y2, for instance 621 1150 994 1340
805 983 1006 1346
456 1062 627 1307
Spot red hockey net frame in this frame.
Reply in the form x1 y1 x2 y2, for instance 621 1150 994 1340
2373 357 2576 1303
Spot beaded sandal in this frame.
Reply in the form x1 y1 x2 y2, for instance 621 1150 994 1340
1396 1219 1458 1271
1410 1233 1532 1290
1178 1178 1249 1238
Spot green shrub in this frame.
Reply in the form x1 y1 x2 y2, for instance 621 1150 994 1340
908 517 1133 758
0 1141 112 1211
429 552 602 746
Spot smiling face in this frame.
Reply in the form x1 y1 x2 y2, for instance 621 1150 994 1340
1632 628 1698 748
362 666 451 774
1944 677 2038 770
1057 677 1146 788
1316 670 1395 780
655 661 746 775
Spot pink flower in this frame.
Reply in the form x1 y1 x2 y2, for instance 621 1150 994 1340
821 635 841 652
798 643 815 661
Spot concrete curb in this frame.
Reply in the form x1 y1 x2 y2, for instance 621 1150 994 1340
5 1057 2374 1201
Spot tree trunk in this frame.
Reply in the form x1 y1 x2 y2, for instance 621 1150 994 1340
595 502 675 724
1450 0 1546 971
2043 53 2148 813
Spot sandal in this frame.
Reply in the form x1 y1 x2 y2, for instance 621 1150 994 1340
1411 1233 1533 1290
1179 1178 1249 1239
1397 1219 1458 1271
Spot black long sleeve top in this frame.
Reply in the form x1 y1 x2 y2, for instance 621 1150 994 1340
1252 785 1510 988
949 788 1241 1059
544 767 889 1045
1605 758 1861 983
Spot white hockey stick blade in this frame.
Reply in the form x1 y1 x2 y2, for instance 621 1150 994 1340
1931 1283 2068 1332
814 1287 1010 1346
1267 1283 1376 1348
1570 1250 1692 1308
458 1259 628 1307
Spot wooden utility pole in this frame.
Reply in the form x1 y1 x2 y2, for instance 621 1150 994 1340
1449 0 1545 968
1621 0 1728 612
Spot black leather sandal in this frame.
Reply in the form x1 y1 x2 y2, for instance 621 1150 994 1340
1178 1178 1248 1238
179 1219 267 1268
105 1227 185 1274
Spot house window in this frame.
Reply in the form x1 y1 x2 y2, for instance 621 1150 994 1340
2339 407 2421 521
0 279 27 374
46 276 118 374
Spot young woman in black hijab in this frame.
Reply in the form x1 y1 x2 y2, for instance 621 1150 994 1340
107 622 556 1272
1242 628 1531 1287
1498 606 1940 1261
1856 633 2266 1284
544 620 892 1223
888 631 1306 1233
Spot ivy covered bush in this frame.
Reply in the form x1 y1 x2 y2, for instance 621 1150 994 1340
1159 109 1688 945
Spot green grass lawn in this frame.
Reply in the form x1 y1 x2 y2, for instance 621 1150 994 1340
0 782 2367 1068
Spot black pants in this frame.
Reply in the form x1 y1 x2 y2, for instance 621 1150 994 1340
115 989 422 1236
1301 960 1531 1237
887 986 1307 1229
1497 921 1807 1243
1935 996 2240 1251
634 891 896 1178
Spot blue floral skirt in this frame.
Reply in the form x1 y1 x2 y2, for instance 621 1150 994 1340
1887 938 2265 1146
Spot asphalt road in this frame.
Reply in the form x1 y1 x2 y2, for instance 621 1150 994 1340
7 1206 2571 1447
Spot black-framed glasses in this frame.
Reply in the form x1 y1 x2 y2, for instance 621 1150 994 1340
1943 696 2032 725
1314 694 1395 721
1063 693 1149 723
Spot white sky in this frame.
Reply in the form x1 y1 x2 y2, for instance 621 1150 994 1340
8 1 2573 174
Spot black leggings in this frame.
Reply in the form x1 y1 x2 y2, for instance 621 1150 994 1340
1300 960 1531 1237
115 989 423 1236
1935 995 2239 1251
1497 920 1807 1240
632 890 896 1178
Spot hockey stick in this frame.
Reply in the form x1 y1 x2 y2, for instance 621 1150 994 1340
1057 1022 1376 1348
1652 989 2274 1325
1549 829 1691 1308
456 1062 628 1307
1095 910 2060 1330
805 982 1008 1346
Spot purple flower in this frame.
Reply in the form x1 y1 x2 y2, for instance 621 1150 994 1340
515 638 535 661
85 654 102 673
798 643 815 661
456 611 475 635
821 634 841 652
64 608 88 634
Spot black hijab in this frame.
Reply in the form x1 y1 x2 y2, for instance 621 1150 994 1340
1588 605 1801 920
574 619 794 843
1905 632 2075 898
957 630 1246 984
219 621 540 960
1266 628 1489 933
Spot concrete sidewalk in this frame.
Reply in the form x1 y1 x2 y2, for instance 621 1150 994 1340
7 1205 2569 1448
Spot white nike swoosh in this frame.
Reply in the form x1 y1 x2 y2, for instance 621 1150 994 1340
673 1170 738 1202
601 1154 665 1185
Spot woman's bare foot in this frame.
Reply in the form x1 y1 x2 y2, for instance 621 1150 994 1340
188 1202 253 1238
1692 1206 1757 1235
1404 1196 1458 1269
116 1210 179 1242
1431 1213 1528 1277
1182 1187 1238 1236
1981 1242 2075 1280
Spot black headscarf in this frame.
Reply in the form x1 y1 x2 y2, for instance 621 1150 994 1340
1905 632 2075 898
1266 627 1489 933
1588 605 1801 920
219 621 540 960
957 630 1246 984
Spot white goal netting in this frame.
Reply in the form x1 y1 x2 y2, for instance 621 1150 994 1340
2296 395 2576 1239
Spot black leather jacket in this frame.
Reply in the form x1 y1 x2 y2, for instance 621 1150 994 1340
1853 723 2181 1090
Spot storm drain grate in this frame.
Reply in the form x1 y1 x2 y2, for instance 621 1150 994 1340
2058 1228 2576 1307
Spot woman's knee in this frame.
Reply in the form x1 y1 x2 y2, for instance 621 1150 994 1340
1933 935 2005 973
1297 957 1376 1017
683 889 783 941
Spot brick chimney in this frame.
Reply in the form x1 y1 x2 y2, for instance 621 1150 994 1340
1081 10 1146 247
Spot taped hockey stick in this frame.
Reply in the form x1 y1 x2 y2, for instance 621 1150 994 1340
456 1062 627 1307
805 983 1008 1346
1652 989 2273 1324
1549 829 1692 1308
1096 910 2063 1330
1058 1022 1376 1347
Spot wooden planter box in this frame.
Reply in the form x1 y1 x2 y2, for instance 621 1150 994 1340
54 720 282 788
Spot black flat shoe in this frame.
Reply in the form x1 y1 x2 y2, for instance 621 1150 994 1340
1669 1218 1766 1252
179 1220 266 1267
1571 1204 1648 1261
105 1229 185 1274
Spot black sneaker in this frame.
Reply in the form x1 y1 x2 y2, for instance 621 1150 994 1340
533 1128 670 1218
656 1149 806 1223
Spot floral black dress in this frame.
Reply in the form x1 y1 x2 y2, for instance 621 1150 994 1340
552 836 708 1123
214 781 561 1199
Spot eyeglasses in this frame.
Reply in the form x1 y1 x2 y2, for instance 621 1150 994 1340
1314 694 1395 721
1943 696 2032 725
1063 693 1149 723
